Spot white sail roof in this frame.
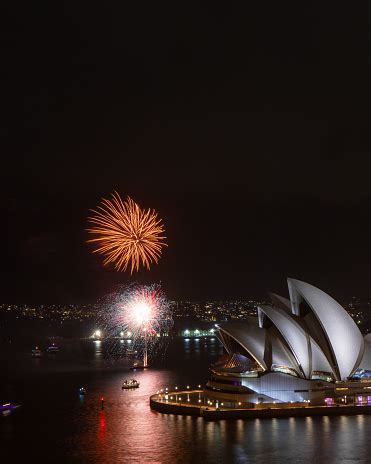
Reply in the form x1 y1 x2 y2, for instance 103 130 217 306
287 278 364 380
217 320 267 370
258 304 332 378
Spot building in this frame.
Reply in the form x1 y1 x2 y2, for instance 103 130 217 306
207 278 371 404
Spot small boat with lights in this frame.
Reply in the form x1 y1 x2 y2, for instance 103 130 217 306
126 349 137 356
0 403 21 412
46 343 59 354
130 360 149 370
122 379 140 389
31 346 42 357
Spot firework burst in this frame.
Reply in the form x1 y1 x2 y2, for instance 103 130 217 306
97 284 173 365
87 192 166 273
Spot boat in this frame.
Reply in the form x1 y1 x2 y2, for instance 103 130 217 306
126 349 137 356
46 343 59 354
130 360 149 370
122 379 140 389
31 346 42 357
0 403 21 412
79 387 86 396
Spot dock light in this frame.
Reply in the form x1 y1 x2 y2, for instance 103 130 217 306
187 399 190 402
175 386 178 390
198 385 201 388
187 385 189 389
120 331 124 337
198 400 201 403
221 403 224 406
160 389 163 392
184 330 190 335
238 402 241 406
95 330 101 338
170 397 173 400
101 397 104 410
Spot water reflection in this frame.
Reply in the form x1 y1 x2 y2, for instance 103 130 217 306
98 411 106 441
2 338 371 463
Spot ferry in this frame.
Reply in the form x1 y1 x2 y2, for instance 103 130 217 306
122 379 140 389
31 346 42 357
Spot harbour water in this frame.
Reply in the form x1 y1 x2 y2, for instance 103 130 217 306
1 338 371 463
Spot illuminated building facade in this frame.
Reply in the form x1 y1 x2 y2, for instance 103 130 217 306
208 278 371 404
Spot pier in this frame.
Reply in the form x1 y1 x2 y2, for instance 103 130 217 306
150 390 371 421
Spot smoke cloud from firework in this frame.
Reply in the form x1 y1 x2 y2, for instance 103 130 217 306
97 283 173 362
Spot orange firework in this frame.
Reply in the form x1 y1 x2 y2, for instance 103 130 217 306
87 192 167 273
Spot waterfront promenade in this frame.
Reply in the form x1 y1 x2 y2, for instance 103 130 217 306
150 389 371 421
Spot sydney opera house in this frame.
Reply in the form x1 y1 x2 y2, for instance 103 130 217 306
207 278 371 404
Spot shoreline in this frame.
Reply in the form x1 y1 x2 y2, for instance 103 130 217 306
150 391 371 421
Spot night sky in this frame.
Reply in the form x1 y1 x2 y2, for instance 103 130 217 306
2 4 370 303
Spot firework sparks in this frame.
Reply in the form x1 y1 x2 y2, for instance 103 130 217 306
87 192 166 273
119 285 172 337
98 284 173 365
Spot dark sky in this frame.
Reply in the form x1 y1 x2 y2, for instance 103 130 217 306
1 4 370 303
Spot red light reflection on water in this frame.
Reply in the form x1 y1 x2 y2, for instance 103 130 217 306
99 411 106 440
